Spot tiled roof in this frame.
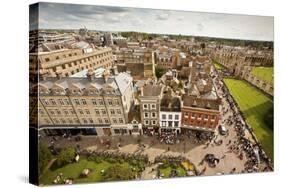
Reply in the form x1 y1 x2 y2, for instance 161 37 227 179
182 94 220 111
142 84 163 96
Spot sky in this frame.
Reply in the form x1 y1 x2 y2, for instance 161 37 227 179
30 2 274 41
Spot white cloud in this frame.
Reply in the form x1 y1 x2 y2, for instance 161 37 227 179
37 2 274 41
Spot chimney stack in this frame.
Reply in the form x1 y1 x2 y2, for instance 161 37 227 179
103 69 110 82
113 65 118 75
87 69 95 81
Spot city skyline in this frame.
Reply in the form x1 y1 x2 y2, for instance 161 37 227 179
31 2 274 41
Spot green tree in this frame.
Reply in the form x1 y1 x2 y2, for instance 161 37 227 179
39 144 52 175
104 165 135 181
200 43 206 49
56 148 76 167
155 65 165 79
178 80 184 89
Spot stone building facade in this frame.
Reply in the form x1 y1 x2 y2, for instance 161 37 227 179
30 71 134 136
29 46 114 80
114 48 155 80
139 84 164 135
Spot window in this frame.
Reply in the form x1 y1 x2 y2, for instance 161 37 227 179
144 112 149 118
45 118 50 124
45 58 50 62
79 109 83 114
95 110 100 115
174 121 179 127
145 120 149 125
191 113 195 117
64 109 68 115
104 119 109 124
99 99 103 105
58 99 64 105
143 104 148 109
114 129 120 134
119 118 124 124
175 115 179 120
92 99 97 105
74 99 80 105
115 99 120 105
168 121 173 127
162 114 166 119
85 110 90 114
117 109 121 114
162 121 167 127
98 118 103 124
49 110 55 115
108 99 113 105
83 119 88 124
41 99 49 105
151 104 156 109
152 112 156 118
81 99 87 105
152 120 156 125
113 118 117 124
64 99 70 105
89 118 94 123
70 109 75 114
110 109 115 115
38 109 44 115
54 119 60 124
168 114 173 120
61 118 66 124
204 114 208 119
50 99 56 105
56 109 61 115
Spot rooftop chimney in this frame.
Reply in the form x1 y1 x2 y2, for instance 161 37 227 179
103 69 110 82
87 69 95 81
113 65 119 75
56 69 63 80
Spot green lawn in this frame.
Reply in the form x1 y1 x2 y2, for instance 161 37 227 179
159 165 186 178
40 159 134 185
213 61 225 70
224 78 273 160
251 67 273 83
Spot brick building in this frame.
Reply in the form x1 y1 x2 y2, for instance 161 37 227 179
181 95 221 132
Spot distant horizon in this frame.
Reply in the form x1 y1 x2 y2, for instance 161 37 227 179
36 28 274 42
30 2 274 42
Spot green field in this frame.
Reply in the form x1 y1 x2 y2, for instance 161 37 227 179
40 159 136 185
224 78 273 160
251 67 273 83
159 166 186 178
213 61 225 70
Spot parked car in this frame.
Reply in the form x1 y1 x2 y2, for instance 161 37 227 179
219 124 227 135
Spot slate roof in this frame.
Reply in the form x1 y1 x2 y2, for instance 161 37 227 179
36 72 132 96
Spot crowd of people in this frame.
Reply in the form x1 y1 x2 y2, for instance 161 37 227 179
213 70 273 173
